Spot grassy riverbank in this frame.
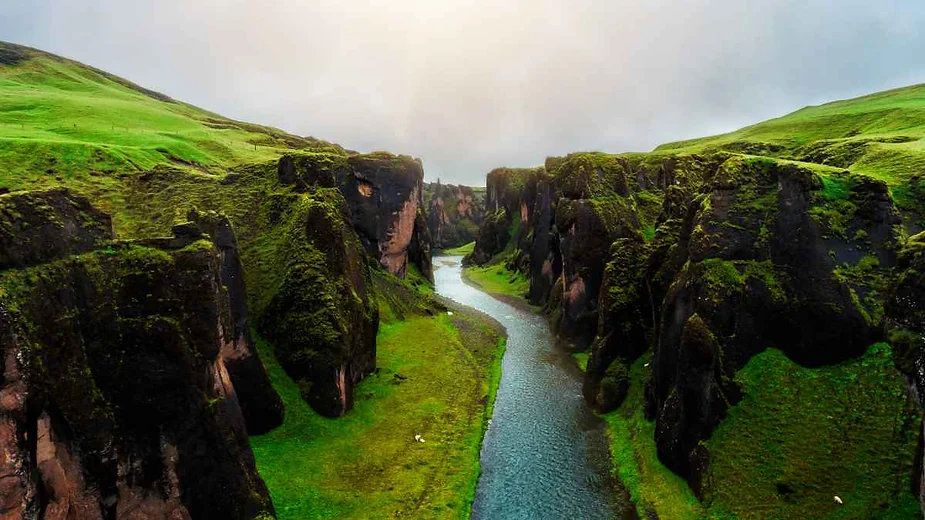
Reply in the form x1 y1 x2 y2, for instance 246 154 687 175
462 263 531 304
250 299 505 519
441 241 476 256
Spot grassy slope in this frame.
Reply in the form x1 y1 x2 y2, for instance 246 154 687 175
0 42 340 232
250 291 505 519
0 42 510 518
442 241 475 256
656 83 925 224
462 262 530 303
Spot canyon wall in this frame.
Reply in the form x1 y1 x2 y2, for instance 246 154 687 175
0 189 278 519
424 181 485 250
467 151 923 512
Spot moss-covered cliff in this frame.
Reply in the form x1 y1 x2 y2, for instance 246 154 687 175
0 189 278 518
424 181 485 249
467 142 923 517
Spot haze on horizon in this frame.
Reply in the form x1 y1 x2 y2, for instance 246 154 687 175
2 0 925 185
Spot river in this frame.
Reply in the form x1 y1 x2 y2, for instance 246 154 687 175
433 255 630 520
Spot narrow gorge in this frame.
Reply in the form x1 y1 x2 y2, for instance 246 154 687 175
0 37 924 520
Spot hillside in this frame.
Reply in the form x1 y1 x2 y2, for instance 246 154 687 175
0 41 345 231
656 84 925 228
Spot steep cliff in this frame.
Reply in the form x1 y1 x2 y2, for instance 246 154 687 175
468 149 922 517
0 189 277 519
424 181 485 249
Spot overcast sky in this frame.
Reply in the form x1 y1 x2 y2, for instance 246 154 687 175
3 0 925 185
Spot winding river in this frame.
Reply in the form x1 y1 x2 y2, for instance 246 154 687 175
433 256 630 520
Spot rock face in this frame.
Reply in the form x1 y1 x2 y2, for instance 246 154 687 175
263 159 379 417
886 231 925 514
338 152 433 282
467 167 543 265
424 181 485 249
0 189 277 519
278 151 433 282
649 158 898 484
468 151 915 499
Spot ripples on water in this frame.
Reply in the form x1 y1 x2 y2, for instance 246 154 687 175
434 256 625 520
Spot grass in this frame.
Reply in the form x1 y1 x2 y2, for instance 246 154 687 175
653 83 925 227
250 307 505 520
442 241 476 256
602 355 705 519
462 263 530 303
0 42 337 229
600 345 921 520
704 343 920 519
572 352 589 371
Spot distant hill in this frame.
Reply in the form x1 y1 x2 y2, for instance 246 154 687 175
0 41 345 219
655 83 925 226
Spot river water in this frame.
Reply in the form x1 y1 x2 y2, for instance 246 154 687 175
433 256 626 520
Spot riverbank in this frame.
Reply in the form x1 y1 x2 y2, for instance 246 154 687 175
250 276 506 519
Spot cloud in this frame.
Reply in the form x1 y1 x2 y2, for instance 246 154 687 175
3 0 925 184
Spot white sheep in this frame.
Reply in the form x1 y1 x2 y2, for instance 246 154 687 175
834 496 843 505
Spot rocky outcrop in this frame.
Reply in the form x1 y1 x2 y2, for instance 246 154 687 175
339 152 433 281
0 189 276 519
278 151 433 282
0 187 112 269
468 150 914 500
263 163 379 417
467 167 542 265
186 209 284 434
886 231 925 514
424 181 485 249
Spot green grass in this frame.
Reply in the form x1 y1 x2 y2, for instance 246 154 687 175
462 263 531 302
602 355 705 519
572 352 589 371
442 241 476 256
653 83 925 226
601 345 922 520
250 309 505 519
0 42 337 227
704 343 920 519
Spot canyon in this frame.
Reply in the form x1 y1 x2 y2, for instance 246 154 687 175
0 39 923 520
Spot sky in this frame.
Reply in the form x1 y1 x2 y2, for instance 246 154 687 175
3 0 925 185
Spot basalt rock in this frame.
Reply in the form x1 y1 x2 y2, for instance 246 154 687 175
187 209 284 434
0 189 275 519
425 181 485 249
468 167 543 265
649 157 900 486
0 188 112 269
255 187 378 418
277 152 433 282
885 232 925 514
341 152 433 281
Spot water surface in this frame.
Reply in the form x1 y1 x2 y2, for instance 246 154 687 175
434 256 626 519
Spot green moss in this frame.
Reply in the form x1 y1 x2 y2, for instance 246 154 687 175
704 344 920 519
250 308 505 519
698 259 787 304
602 354 705 519
832 254 889 326
573 352 589 371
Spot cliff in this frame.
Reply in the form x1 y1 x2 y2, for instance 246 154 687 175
0 189 278 519
424 181 485 249
467 149 922 517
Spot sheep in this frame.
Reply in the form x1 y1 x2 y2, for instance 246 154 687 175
834 496 843 505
